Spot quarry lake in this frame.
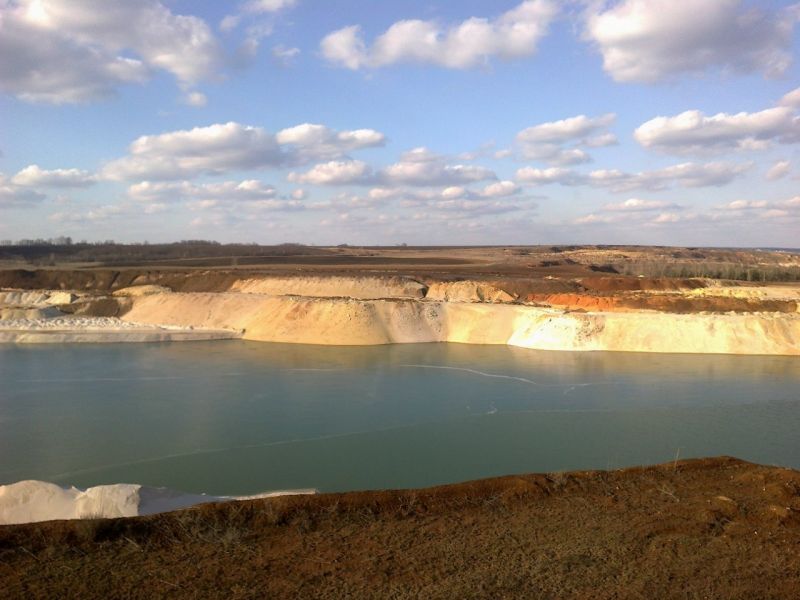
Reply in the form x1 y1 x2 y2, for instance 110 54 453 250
1 341 799 496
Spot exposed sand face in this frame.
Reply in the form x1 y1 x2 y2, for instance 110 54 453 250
425 280 517 303
120 292 800 355
4 276 800 354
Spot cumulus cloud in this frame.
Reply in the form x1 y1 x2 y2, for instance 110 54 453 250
103 122 284 181
0 174 46 207
602 198 683 212
514 114 616 165
129 179 305 216
287 160 372 185
634 107 800 154
103 122 385 181
780 87 800 109
584 0 799 83
515 167 584 185
379 148 496 186
588 161 751 192
11 165 95 187
242 0 298 13
584 133 619 148
718 199 768 211
481 181 520 198
766 160 791 181
517 114 616 144
0 0 223 104
321 0 558 70
276 124 385 163
517 161 750 191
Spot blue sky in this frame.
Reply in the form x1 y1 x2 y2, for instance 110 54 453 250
1 0 799 246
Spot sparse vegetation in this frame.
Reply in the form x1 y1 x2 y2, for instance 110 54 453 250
619 260 800 282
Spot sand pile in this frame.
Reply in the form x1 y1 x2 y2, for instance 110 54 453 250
425 280 517 303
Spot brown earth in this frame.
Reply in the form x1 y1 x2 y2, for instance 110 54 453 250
2 457 799 599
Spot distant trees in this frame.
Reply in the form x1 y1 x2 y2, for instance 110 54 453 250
619 260 800 282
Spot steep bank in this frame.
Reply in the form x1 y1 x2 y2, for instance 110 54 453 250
120 292 800 355
2 458 799 599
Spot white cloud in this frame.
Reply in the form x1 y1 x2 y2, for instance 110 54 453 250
602 198 682 212
584 133 619 148
480 180 520 197
780 87 800 108
103 121 384 181
276 124 385 162
321 0 558 70
589 161 751 192
651 212 684 224
182 92 208 107
524 147 591 166
11 165 95 188
515 114 616 165
288 160 372 185
766 160 791 181
129 179 305 218
242 0 298 13
518 161 750 191
0 174 46 207
380 148 496 186
0 0 223 104
515 167 583 185
517 114 616 144
129 179 279 203
271 45 300 66
103 122 284 181
575 213 616 225
584 0 799 83
719 199 769 210
634 107 800 154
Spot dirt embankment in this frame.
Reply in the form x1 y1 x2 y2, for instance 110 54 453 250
1 457 798 599
578 277 708 292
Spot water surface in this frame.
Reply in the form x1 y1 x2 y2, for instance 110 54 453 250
1 341 798 494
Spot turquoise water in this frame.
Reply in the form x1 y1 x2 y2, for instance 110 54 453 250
1 341 799 495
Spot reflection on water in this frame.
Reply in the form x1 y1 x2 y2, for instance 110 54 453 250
1 341 799 494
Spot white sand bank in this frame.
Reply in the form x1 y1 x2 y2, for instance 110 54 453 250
0 316 240 343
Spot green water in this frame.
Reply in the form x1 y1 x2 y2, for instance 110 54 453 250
1 341 798 495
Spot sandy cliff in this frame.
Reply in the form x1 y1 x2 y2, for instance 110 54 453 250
121 292 800 355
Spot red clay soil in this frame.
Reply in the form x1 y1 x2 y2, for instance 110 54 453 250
529 293 798 314
2 457 799 599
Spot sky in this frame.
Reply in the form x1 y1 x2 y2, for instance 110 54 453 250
0 0 799 247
